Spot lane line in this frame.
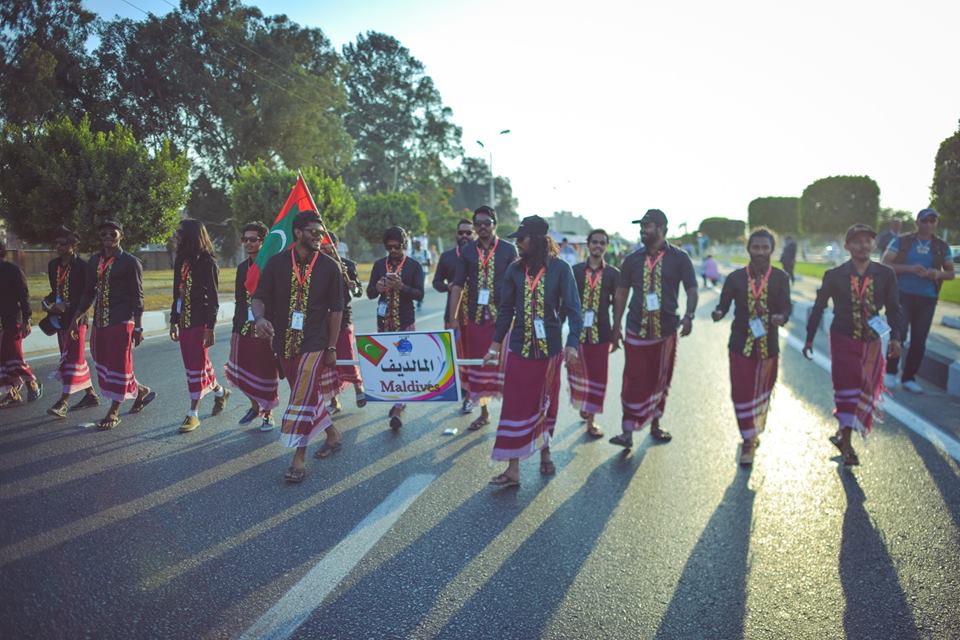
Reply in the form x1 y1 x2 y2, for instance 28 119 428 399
237 473 435 640
782 330 960 463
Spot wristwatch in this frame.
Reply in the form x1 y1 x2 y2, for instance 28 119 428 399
683 313 695 322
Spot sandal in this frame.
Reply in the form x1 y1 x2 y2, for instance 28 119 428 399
355 390 367 408
47 400 69 418
0 391 22 409
468 416 490 431
579 410 590 420
72 394 100 410
609 433 633 449
843 446 860 467
211 388 230 416
314 441 342 459
489 473 520 488
97 415 122 431
130 389 157 414
284 466 307 483
328 397 342 415
829 432 843 453
540 460 556 475
586 424 604 438
27 382 43 402
650 425 673 442
238 407 259 425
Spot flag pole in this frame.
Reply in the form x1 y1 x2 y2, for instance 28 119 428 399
297 169 362 296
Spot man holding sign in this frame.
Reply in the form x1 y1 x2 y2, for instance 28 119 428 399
609 209 698 448
711 228 791 465
367 226 424 431
252 210 344 483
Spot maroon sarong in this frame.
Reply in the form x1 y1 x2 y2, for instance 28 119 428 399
225 332 279 411
454 325 469 397
729 351 778 440
461 320 506 402
335 323 362 390
90 322 140 402
830 331 884 435
492 352 562 461
567 342 610 414
278 351 340 448
56 325 93 395
178 325 218 401
621 330 677 432
0 323 35 395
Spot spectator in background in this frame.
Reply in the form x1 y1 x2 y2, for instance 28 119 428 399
882 208 955 393
701 255 720 288
413 239 431 310
560 237 578 266
780 235 797 283
876 219 902 254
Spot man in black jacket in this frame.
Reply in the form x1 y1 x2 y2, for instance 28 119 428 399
0 240 42 408
433 218 474 412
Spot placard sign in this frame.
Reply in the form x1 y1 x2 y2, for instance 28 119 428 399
355 330 461 403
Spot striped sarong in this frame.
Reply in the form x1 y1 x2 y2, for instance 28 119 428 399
178 325 218 401
90 322 140 402
492 352 562 461
461 319 506 403
729 350 777 440
278 351 340 448
0 323 36 395
335 323 362 390
830 331 884 436
56 325 93 395
621 330 677 432
225 333 279 411
567 341 610 414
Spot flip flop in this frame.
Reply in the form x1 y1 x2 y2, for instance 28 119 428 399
355 391 367 408
489 473 520 487
71 394 101 410
468 416 490 431
47 401 69 418
389 415 403 431
829 433 843 453
130 390 157 414
27 382 43 402
540 460 556 475
328 398 342 415
609 433 633 449
843 446 860 467
314 441 342 459
586 425 604 439
284 466 307 483
650 425 673 442
97 415 121 431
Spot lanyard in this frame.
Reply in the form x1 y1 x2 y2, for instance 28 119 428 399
585 263 604 291
97 256 115 281
386 255 406 276
748 265 772 302
477 239 499 272
851 274 871 303
525 266 546 293
56 261 71 290
291 248 320 290
645 249 665 273
179 260 191 295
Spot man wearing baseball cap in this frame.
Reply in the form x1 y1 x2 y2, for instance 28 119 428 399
881 208 955 393
609 209 698 448
804 223 902 466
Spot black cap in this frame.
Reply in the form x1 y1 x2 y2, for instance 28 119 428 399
917 208 939 222
845 223 877 243
632 209 668 227
98 219 123 233
508 215 549 238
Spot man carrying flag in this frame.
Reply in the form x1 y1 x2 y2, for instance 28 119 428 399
252 210 344 483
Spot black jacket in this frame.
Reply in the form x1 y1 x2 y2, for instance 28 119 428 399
75 250 144 328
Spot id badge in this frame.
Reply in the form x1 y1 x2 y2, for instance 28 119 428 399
377 301 388 317
176 298 182 313
247 307 255 322
55 296 63 305
477 288 491 305
868 315 890 336
583 310 596 326
290 311 305 331
645 293 660 312
534 318 547 339
51 316 61 330
748 317 766 338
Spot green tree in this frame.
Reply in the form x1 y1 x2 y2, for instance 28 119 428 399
185 171 235 254
0 0 105 128
229 161 356 235
342 32 462 194
747 197 800 233
877 207 916 234
353 192 427 247
931 121 960 232
800 176 879 235
450 156 519 227
95 0 353 184
698 217 746 243
0 116 189 250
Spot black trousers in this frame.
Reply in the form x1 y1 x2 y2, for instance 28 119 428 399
886 291 937 381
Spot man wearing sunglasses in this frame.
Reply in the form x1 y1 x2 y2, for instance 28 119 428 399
44 227 98 417
433 218 475 412
447 206 518 431
0 240 42 408
882 208 955 393
70 220 155 430
367 226 424 431
225 222 279 432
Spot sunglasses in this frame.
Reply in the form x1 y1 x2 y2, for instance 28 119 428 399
919 217 938 223
385 243 403 251
457 229 474 236
99 230 119 239
241 236 262 243
473 219 494 227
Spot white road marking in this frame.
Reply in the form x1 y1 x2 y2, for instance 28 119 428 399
237 473 435 640
782 330 960 463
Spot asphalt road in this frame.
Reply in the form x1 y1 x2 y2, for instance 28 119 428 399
2 283 959 639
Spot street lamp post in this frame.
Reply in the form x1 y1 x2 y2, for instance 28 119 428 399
476 129 510 208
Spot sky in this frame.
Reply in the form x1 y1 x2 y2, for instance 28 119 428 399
87 0 960 239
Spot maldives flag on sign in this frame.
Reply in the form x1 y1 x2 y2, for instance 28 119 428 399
356 335 388 366
244 173 329 294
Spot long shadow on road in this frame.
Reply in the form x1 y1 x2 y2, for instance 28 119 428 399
653 467 755 640
839 470 919 640
904 429 960 531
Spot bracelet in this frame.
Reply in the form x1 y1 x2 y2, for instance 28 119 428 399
133 327 143 333
324 346 338 352
487 347 499 355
